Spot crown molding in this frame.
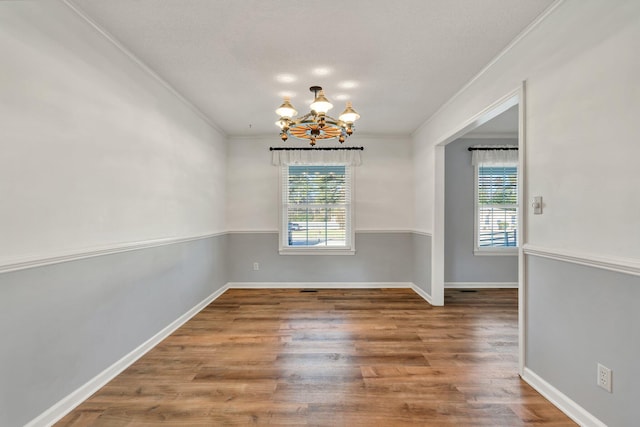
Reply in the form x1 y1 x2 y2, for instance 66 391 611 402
412 0 566 136
62 0 226 136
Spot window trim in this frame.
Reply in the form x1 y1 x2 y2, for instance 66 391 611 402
473 164 518 256
278 163 355 255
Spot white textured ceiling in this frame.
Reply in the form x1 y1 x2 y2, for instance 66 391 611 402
69 0 554 138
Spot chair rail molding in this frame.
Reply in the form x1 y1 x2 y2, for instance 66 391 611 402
523 244 640 277
0 232 226 274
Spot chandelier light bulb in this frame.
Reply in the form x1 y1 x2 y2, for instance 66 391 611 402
339 101 360 124
310 90 333 114
275 97 297 119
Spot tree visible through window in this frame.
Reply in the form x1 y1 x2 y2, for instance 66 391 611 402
282 165 352 250
476 165 518 250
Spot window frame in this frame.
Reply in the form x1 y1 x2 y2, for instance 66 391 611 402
279 163 355 255
473 163 519 256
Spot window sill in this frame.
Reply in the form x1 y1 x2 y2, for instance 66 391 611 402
279 248 356 256
474 248 518 257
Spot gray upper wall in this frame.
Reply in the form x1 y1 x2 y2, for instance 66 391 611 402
444 138 518 284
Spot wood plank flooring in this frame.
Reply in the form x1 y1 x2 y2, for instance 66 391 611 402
57 288 575 426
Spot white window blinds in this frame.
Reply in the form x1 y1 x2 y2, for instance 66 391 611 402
477 165 518 249
282 165 352 250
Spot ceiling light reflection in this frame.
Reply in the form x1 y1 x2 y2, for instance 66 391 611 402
312 67 332 76
338 80 358 89
278 91 296 98
276 73 297 83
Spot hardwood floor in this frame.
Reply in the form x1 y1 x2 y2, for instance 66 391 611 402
57 288 575 426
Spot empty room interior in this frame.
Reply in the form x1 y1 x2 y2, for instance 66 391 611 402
1 1 638 426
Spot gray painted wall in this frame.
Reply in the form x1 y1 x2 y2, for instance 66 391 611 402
444 138 518 283
2 231 432 426
412 233 432 296
526 256 639 427
0 235 228 427
227 232 414 283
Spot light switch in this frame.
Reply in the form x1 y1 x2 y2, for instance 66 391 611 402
532 196 543 215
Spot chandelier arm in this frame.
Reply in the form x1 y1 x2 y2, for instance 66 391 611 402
322 116 344 127
289 112 315 125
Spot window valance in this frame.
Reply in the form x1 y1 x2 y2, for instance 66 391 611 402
270 147 363 166
470 145 518 166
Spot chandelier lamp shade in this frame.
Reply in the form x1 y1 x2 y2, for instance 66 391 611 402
275 86 360 146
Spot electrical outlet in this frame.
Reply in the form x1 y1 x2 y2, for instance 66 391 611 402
253 262 259 271
597 363 612 392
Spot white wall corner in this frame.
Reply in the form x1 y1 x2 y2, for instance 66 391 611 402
410 283 434 305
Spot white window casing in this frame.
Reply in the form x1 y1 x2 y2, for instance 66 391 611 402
279 164 355 255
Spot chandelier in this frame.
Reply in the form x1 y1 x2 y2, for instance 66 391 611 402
275 86 360 146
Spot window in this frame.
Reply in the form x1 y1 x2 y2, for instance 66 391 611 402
475 165 518 254
281 164 354 254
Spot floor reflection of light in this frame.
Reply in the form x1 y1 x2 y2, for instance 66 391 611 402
274 308 359 404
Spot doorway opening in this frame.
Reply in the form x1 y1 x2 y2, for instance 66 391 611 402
431 85 525 374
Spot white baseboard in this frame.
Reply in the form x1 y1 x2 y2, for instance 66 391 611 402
445 282 518 289
226 282 415 289
522 367 607 427
228 282 434 306
26 285 230 427
410 284 434 305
